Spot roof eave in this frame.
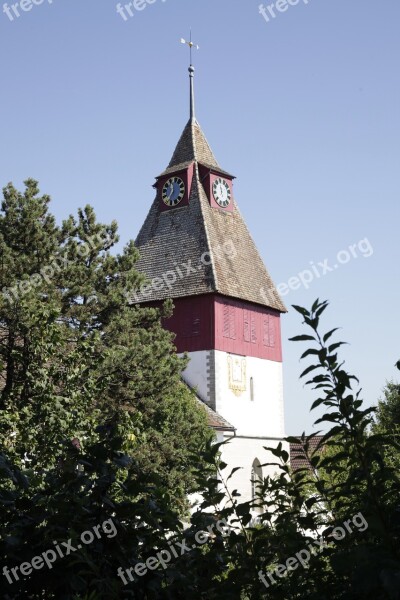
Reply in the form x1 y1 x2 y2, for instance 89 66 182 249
155 160 235 181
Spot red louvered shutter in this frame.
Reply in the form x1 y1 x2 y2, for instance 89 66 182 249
224 304 236 339
263 316 269 346
268 316 275 347
251 314 257 344
223 304 230 338
192 318 200 336
229 305 236 340
244 309 250 342
263 315 276 347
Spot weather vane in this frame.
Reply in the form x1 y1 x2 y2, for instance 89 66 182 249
180 31 200 66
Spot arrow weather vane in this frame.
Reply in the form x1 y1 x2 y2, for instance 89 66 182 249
180 31 200 66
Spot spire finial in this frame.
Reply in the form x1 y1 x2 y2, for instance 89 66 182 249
180 32 199 121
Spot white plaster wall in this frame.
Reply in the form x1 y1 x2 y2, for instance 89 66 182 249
180 350 210 404
220 436 290 506
214 351 285 438
182 350 287 512
181 350 285 439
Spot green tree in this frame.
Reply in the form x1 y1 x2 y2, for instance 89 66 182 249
184 300 400 600
0 179 212 509
374 382 400 432
372 382 400 472
3 182 399 599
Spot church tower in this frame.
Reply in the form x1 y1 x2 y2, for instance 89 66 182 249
131 56 287 505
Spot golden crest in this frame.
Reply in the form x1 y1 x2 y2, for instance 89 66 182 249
228 355 246 396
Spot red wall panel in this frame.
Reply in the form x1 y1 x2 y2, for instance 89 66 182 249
213 296 282 362
162 295 214 353
161 294 282 362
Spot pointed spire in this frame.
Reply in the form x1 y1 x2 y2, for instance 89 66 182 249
163 119 220 172
189 65 195 121
158 35 234 175
180 34 199 121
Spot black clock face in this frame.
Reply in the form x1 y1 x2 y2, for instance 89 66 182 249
162 177 185 207
212 178 231 208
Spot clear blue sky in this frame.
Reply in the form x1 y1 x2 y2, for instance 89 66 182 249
1 0 399 435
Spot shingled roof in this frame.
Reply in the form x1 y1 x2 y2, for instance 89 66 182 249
165 119 220 171
196 395 236 432
184 379 235 432
134 117 286 313
290 436 325 472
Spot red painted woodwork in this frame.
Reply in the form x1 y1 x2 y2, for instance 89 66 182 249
214 296 282 362
156 162 194 212
198 165 234 212
161 295 214 352
161 294 282 362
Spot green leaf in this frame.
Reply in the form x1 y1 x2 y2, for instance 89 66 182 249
292 305 309 316
289 335 316 342
311 298 321 313
310 397 327 411
301 348 320 359
315 302 329 317
323 328 340 343
328 342 347 352
300 364 320 378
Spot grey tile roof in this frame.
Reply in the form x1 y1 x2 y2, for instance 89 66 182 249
290 436 325 472
157 119 233 179
157 160 233 180
167 119 220 169
132 119 287 313
195 395 236 432
184 380 235 431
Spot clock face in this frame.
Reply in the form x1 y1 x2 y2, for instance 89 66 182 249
212 178 231 208
162 177 185 207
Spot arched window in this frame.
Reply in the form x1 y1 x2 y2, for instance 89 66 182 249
250 377 254 401
251 458 263 508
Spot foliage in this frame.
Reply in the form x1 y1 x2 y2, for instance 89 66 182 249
374 382 400 432
0 179 212 510
183 299 400 599
0 417 183 599
372 382 400 473
1 183 400 599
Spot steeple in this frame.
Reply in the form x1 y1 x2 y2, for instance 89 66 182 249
157 37 226 175
132 50 287 510
133 50 286 314
181 34 199 122
162 119 221 174
189 65 195 121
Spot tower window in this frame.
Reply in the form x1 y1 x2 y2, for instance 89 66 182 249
251 315 257 344
244 310 250 342
250 377 255 401
244 309 256 344
183 316 200 337
263 315 276 348
192 318 200 336
251 458 263 511
223 304 236 339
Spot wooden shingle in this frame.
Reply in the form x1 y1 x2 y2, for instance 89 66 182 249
134 118 286 313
